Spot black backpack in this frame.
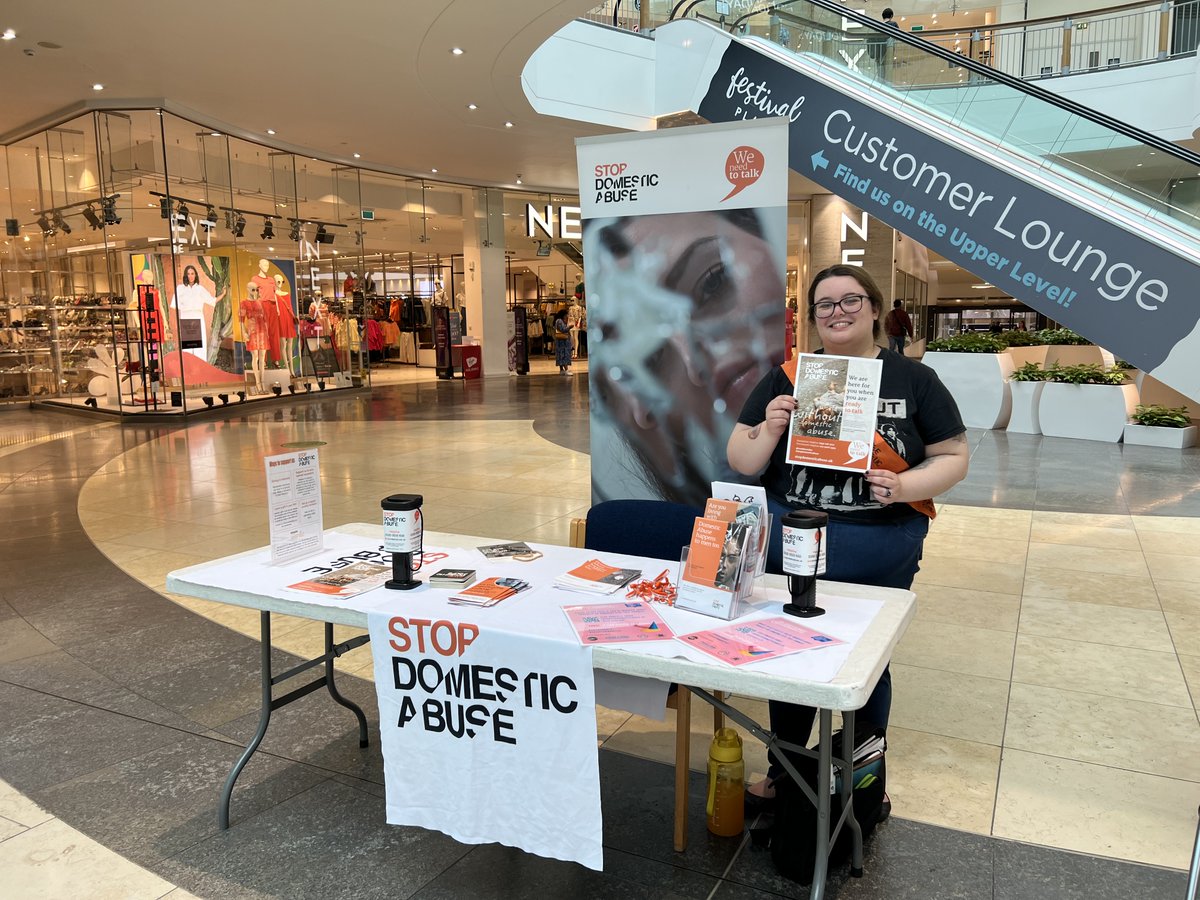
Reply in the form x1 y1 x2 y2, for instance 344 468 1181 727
752 721 887 884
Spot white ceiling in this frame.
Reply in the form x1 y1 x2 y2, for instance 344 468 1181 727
0 0 612 194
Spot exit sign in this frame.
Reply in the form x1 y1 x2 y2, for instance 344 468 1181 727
361 209 375 221
909 24 924 31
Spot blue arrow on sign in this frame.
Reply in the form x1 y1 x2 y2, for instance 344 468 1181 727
811 150 828 171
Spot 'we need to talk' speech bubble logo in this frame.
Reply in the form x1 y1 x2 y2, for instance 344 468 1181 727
722 145 764 202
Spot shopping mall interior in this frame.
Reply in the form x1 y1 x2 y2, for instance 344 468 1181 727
1 1 1199 898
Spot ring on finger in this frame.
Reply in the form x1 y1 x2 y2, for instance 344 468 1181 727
885 488 892 498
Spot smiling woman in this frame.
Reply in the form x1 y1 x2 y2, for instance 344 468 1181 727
727 264 969 814
585 207 786 507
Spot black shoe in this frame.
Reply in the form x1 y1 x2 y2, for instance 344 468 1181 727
744 788 776 817
877 793 891 824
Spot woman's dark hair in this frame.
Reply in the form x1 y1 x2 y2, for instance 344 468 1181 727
182 265 199 285
806 264 884 340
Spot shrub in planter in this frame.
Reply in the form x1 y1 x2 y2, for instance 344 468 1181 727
998 330 1046 347
1009 362 1049 382
1036 328 1090 345
927 333 1007 353
1043 363 1128 385
1131 404 1191 427
1125 404 1197 448
1007 363 1048 434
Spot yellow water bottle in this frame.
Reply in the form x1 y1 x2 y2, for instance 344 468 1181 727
706 727 745 836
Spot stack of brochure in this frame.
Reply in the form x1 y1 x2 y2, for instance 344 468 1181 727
448 576 530 608
429 568 477 588
554 559 642 596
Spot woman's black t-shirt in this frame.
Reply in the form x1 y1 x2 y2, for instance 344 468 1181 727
736 349 964 523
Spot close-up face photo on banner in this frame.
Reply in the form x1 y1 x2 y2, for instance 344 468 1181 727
586 205 786 507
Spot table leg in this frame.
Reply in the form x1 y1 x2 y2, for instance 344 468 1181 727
684 689 860 899
219 611 274 830
218 612 373 830
324 622 369 748
809 709 834 900
674 686 691 852
842 709 865 877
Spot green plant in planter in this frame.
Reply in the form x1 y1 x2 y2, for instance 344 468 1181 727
927 333 1007 353
1036 327 1091 345
1130 404 1191 428
1009 362 1048 382
997 330 1046 347
1043 363 1128 385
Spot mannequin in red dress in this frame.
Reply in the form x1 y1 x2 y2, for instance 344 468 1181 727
273 273 298 375
251 259 281 367
239 281 268 393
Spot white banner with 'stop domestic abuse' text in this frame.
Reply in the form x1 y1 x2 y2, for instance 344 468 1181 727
367 611 602 870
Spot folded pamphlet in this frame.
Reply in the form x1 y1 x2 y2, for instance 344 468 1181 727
448 576 530 608
554 558 642 595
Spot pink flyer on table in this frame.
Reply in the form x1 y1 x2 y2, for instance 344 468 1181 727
678 616 845 666
562 601 676 644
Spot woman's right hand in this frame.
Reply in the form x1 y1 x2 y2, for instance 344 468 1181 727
760 394 797 439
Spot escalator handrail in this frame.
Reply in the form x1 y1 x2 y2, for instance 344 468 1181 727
670 0 1200 170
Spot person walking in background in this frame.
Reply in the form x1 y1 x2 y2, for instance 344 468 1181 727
871 7 899 77
553 306 573 375
884 299 913 354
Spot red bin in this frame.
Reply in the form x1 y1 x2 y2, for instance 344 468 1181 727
458 344 482 380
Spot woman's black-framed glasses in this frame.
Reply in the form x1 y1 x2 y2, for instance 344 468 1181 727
812 295 868 318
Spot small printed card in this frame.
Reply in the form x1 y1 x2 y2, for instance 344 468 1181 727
561 601 675 644
429 568 477 587
677 616 845 667
477 542 534 559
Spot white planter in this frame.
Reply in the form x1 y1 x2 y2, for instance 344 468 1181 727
1007 382 1045 434
922 352 1015 429
1005 346 1049 369
1039 383 1139 442
1123 423 1198 448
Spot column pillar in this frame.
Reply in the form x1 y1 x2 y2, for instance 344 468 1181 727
461 188 508 377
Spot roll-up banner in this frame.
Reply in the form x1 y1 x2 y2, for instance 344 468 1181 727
577 118 789 507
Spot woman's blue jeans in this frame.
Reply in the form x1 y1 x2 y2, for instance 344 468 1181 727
764 497 929 779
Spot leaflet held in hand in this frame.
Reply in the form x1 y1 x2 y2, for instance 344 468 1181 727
785 353 882 472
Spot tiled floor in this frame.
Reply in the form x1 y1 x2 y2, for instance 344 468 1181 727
0 358 1197 898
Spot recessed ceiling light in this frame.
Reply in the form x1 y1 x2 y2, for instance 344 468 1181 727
431 168 438 173
210 131 221 137
1 29 15 41
467 103 477 110
92 83 104 91
266 129 276 135
353 153 361 158
504 121 514 128
451 47 464 55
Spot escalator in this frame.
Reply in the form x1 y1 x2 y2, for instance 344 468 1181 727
532 3 1200 399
